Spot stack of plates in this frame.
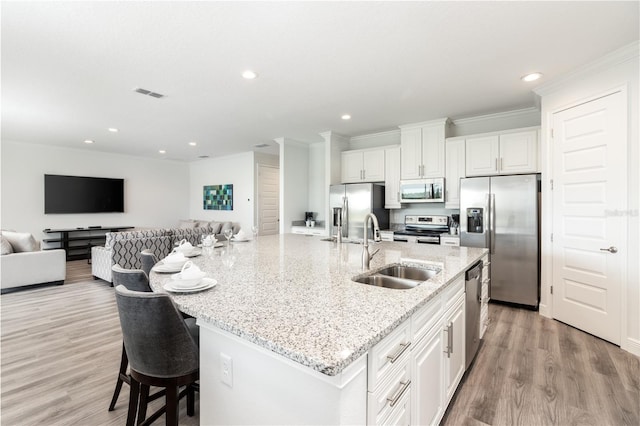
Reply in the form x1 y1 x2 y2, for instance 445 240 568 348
164 275 217 293
152 260 187 273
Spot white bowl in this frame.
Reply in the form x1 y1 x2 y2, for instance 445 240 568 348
171 270 207 288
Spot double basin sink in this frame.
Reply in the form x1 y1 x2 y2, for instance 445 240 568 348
353 265 440 290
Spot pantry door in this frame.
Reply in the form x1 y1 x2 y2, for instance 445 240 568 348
551 90 626 345
257 164 280 236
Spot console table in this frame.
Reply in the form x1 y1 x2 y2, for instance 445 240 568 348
43 226 134 262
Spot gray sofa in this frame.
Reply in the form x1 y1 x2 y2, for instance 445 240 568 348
91 221 241 283
1 231 66 292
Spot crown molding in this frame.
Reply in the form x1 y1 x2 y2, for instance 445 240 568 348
349 128 400 143
398 117 450 130
534 40 639 97
451 106 540 126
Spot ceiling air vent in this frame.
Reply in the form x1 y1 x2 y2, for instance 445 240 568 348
134 87 166 99
254 143 269 148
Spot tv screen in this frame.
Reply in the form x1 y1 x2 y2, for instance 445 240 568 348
44 174 124 214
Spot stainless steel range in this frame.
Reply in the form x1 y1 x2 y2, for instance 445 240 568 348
394 215 449 244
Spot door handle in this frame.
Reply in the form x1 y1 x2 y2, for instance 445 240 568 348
600 246 618 253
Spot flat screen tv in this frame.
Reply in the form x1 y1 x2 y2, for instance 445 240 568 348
44 174 124 214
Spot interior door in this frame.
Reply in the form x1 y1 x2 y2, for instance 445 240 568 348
257 164 280 236
551 91 626 345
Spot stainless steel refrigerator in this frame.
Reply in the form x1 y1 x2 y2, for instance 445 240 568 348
329 183 389 241
460 174 540 308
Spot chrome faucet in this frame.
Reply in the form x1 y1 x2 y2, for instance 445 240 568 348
362 213 381 270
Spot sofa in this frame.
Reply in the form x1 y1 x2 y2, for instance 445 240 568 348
91 220 241 283
1 231 66 293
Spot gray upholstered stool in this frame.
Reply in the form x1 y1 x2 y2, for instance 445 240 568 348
140 249 159 279
115 285 199 426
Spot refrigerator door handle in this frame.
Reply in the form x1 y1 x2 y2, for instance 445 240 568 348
490 193 496 254
342 196 348 238
484 194 491 249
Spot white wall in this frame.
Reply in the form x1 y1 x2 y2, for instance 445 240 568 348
277 138 309 233
535 41 639 355
0 141 189 243
188 151 256 232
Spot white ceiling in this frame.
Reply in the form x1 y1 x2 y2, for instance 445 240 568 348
2 1 638 162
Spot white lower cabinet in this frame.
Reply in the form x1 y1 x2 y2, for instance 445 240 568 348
443 293 465 405
369 274 467 426
480 254 490 338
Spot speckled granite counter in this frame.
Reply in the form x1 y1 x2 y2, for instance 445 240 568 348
149 234 487 376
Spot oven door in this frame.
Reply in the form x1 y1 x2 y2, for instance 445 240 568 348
399 178 444 203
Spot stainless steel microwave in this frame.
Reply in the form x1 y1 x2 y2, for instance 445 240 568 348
399 178 445 203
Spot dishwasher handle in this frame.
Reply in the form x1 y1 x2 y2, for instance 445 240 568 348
465 260 483 281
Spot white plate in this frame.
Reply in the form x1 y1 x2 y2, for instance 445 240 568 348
232 237 251 242
197 242 224 248
164 277 217 293
152 261 187 273
183 248 202 257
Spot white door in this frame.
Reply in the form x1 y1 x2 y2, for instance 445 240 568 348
551 91 626 345
257 164 280 236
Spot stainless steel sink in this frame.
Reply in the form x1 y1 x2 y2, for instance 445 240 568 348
352 274 420 290
377 265 439 281
353 264 441 290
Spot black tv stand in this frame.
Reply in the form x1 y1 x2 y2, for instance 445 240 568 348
43 226 134 262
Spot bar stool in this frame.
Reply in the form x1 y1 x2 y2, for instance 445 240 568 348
115 285 199 426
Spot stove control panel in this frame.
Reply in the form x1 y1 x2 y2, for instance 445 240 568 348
405 215 449 226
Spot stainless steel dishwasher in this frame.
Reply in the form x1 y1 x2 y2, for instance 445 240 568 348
465 260 483 369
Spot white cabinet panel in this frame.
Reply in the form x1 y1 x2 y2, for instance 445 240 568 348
465 128 539 177
411 325 444 426
443 294 465 405
384 146 401 209
400 128 423 179
341 148 385 183
499 130 538 174
465 135 499 176
421 125 445 178
445 138 466 208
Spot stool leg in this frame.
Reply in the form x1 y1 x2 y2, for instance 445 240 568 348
165 385 179 426
137 384 149 425
187 384 195 417
109 342 129 411
127 378 140 426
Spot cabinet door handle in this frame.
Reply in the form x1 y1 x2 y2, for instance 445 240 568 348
386 341 411 363
387 380 411 407
397 191 400 202
449 323 454 355
495 158 498 171
500 157 503 171
443 326 450 356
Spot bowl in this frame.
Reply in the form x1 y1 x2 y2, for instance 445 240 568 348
171 270 207 288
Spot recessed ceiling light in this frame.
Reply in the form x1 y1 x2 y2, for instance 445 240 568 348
108 128 119 133
84 139 94 144
159 150 166 154
188 141 197 146
521 72 543 82
341 114 351 120
242 70 258 80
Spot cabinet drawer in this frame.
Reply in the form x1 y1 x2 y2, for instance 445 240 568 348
367 358 411 425
411 297 442 344
368 321 411 391
379 383 411 426
439 236 460 246
442 275 464 311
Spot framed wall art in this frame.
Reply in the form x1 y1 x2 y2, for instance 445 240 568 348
203 184 233 210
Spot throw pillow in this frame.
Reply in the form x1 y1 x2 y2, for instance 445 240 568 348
194 220 209 228
220 222 233 234
178 220 197 229
0 235 14 255
208 221 222 234
2 231 39 253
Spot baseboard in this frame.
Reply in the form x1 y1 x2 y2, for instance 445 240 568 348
538 302 551 318
624 337 640 357
0 280 64 294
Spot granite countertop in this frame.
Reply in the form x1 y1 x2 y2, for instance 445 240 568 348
149 234 487 376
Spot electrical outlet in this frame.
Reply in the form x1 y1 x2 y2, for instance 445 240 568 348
220 353 233 387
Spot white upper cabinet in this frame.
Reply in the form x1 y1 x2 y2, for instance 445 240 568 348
400 119 448 180
384 146 401 209
341 148 385 183
444 138 466 209
466 128 539 176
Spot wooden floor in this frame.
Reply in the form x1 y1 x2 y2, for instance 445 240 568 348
1 261 638 425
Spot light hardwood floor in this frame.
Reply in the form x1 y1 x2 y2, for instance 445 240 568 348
2 261 638 425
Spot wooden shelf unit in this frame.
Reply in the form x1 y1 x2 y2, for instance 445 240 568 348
43 226 133 261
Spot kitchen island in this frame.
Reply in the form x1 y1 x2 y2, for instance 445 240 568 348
149 234 487 425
